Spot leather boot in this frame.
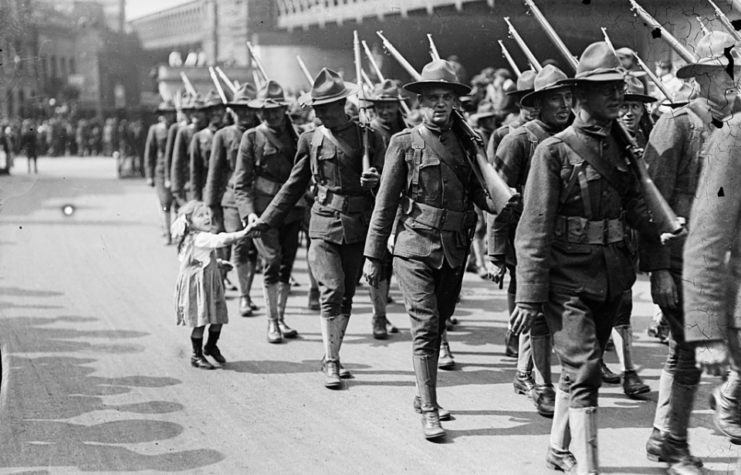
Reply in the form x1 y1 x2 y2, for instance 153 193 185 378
600 361 620 384
307 287 320 310
190 337 214 370
623 370 650 398
531 333 554 416
385 316 398 334
709 374 741 444
546 388 575 472
335 314 352 379
647 369 674 461
659 379 704 471
569 406 598 475
372 315 388 340
413 395 451 421
612 325 650 397
264 284 283 344
202 328 226 366
532 384 556 418
413 354 446 440
662 436 704 474
513 371 535 396
439 330 455 370
320 316 342 389
277 282 298 338
236 261 257 316
320 356 351 379
370 279 389 340
505 292 519 357
239 296 254 317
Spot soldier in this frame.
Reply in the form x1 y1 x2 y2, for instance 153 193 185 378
512 43 660 473
618 75 654 148
191 91 227 202
144 100 178 245
171 94 207 205
245 69 384 388
164 93 195 216
366 79 405 340
363 60 500 440
491 65 572 418
205 84 261 318
640 31 741 474
683 111 741 450
233 80 304 343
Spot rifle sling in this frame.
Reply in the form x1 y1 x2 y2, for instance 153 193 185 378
319 126 356 159
417 125 470 188
557 128 625 195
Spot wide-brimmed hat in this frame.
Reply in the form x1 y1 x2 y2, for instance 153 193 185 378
298 68 358 107
248 80 291 109
623 74 657 103
567 42 626 83
184 93 204 111
403 60 471 96
520 65 572 107
155 100 176 113
197 90 224 110
369 79 403 102
227 83 258 107
505 70 537 99
677 31 740 79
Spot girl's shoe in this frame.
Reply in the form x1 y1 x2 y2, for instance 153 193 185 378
191 355 214 370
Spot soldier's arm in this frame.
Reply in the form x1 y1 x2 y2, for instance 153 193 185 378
514 141 561 304
143 126 156 181
493 130 527 188
233 129 257 222
370 128 386 174
164 124 178 185
205 131 226 208
170 129 186 195
190 133 204 201
364 134 408 261
259 133 313 228
683 123 741 344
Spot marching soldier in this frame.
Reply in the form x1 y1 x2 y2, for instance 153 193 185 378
191 91 227 201
513 43 660 473
245 69 384 388
205 84 261 318
164 93 195 215
144 100 177 245
491 65 573 418
233 80 304 343
366 79 406 339
640 31 741 474
486 70 537 161
171 94 206 205
363 60 500 439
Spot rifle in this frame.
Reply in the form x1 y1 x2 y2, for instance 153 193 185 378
503 17 543 72
427 34 441 61
697 16 712 36
361 69 374 90
523 0 578 71
296 55 314 85
247 42 271 82
215 66 238 94
708 0 741 42
629 0 699 63
632 52 676 105
499 40 522 78
526 7 683 235
354 31 371 172
180 71 197 97
376 31 515 213
208 67 228 104
361 40 412 115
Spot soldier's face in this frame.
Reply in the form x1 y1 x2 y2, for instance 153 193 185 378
193 110 208 127
619 101 644 132
313 100 348 129
419 87 456 127
536 88 572 128
231 106 257 129
209 106 225 127
263 106 288 128
373 102 400 125
580 81 625 121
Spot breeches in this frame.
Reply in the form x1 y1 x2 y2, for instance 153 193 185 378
254 219 301 285
308 239 365 318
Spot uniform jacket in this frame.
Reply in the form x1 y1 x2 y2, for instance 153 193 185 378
365 120 495 270
170 123 198 198
683 115 741 342
515 115 655 304
259 119 385 245
164 121 182 184
640 99 716 271
486 114 527 163
190 124 220 202
144 122 169 181
233 122 303 223
204 122 253 209
370 117 405 149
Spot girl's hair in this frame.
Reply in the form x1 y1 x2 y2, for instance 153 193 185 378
171 200 207 252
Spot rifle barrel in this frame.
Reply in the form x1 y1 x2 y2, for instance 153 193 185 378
503 17 543 72
377 31 422 80
180 72 197 97
214 67 237 94
362 40 385 80
523 0 578 71
209 67 228 104
632 52 676 104
499 40 522 78
696 16 711 36
427 34 441 61
708 0 741 42
296 55 314 85
732 0 741 14
247 42 270 82
629 0 699 63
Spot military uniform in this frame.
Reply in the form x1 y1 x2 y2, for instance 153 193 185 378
191 91 225 202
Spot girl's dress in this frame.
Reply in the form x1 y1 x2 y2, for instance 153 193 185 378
174 232 234 327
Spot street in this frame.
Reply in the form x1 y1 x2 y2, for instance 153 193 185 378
0 156 738 474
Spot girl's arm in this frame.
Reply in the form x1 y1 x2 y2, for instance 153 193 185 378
194 228 248 249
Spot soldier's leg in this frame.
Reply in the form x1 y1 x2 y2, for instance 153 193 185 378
255 226 284 344
505 266 520 358
530 312 555 417
611 289 650 397
545 374 576 472
276 219 301 338
369 249 389 340
512 264 534 395
155 178 173 245
308 239 345 388
337 242 366 350
223 207 256 317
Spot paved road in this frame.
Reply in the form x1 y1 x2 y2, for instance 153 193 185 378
0 157 738 474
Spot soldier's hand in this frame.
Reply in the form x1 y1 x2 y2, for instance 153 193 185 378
245 220 269 238
164 179 171 189
510 303 541 336
146 177 154 187
650 270 678 310
660 217 687 245
363 258 382 288
247 213 259 226
695 341 730 377
386 234 396 254
360 167 380 189
488 261 506 288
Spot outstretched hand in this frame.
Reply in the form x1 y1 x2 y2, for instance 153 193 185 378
244 220 269 238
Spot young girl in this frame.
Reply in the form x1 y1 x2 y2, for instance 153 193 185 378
171 200 249 369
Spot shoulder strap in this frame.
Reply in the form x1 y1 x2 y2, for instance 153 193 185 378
523 121 551 143
319 126 355 158
257 123 285 153
556 127 625 194
416 125 471 187
310 128 325 183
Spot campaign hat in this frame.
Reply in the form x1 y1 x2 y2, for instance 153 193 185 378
677 31 740 79
298 68 358 107
248 80 291 109
567 42 625 83
403 60 471 96
227 83 258 107
505 70 537 98
155 100 177 113
520 65 572 107
623 74 657 103
183 93 203 111
369 79 403 102
197 90 224 110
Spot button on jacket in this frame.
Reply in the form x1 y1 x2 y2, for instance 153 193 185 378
259 120 385 245
365 121 495 270
233 123 301 221
515 117 655 304
640 99 716 272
